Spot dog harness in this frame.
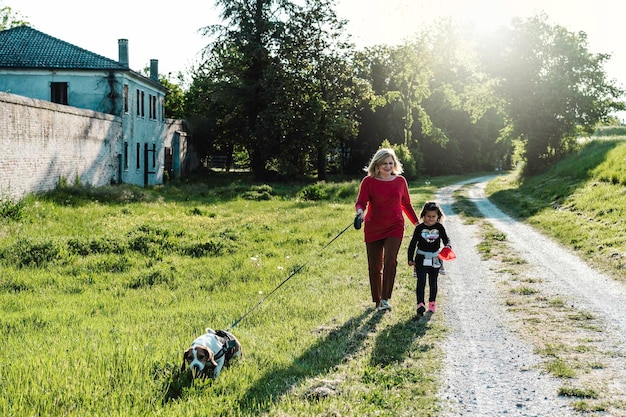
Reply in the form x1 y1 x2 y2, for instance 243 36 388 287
213 330 239 363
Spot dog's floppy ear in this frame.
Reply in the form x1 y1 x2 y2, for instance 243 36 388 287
181 348 191 371
206 348 218 367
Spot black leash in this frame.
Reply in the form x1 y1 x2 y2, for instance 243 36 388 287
225 219 356 331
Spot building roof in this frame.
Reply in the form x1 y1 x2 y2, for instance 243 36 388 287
0 25 128 70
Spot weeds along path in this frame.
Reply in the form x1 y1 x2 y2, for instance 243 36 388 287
434 175 626 416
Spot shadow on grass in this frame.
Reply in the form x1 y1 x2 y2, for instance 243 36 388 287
161 311 433 407
370 314 431 367
237 308 382 411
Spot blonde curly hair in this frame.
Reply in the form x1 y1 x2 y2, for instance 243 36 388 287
364 148 404 176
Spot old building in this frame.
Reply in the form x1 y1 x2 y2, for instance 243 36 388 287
0 26 193 198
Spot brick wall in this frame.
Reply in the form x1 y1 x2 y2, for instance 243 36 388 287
0 91 122 200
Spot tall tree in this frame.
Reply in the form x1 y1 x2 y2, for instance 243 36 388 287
274 0 360 180
484 14 625 174
185 58 245 171
159 73 186 119
1 4 29 30
193 0 358 180
352 44 432 176
418 20 505 174
197 0 293 180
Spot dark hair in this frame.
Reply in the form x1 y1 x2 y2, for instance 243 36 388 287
419 201 444 221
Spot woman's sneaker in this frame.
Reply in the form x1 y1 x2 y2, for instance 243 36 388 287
428 301 436 313
416 302 426 316
377 299 392 311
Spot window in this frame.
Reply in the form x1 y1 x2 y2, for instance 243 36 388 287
136 89 140 116
124 84 129 113
141 91 145 117
123 142 129 170
50 82 68 105
149 94 157 120
152 143 156 168
136 143 141 169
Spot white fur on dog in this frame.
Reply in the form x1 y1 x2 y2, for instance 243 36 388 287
183 328 241 379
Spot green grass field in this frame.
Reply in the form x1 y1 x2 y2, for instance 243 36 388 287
2 135 625 416
486 137 626 281
1 175 452 416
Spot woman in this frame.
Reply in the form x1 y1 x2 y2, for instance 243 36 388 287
355 148 419 311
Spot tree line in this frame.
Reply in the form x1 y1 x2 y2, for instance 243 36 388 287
3 1 623 181
178 0 625 181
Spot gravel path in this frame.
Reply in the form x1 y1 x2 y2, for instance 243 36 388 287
435 175 626 416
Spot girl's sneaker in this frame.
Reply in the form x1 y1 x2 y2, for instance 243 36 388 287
416 302 426 316
439 263 446 275
428 301 436 313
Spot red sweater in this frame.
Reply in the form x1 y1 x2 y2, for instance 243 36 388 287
355 175 418 243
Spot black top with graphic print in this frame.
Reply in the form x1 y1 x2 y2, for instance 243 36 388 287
407 222 450 262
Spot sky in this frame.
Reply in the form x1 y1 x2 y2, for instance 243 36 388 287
8 0 626 92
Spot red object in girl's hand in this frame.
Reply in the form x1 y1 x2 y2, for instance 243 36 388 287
438 247 456 261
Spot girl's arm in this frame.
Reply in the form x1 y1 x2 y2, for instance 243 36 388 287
440 224 451 247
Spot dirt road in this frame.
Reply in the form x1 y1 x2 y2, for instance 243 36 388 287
435 176 626 416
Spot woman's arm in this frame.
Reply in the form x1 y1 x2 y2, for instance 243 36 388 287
400 177 419 226
355 177 370 215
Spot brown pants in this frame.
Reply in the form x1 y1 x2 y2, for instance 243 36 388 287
365 237 402 305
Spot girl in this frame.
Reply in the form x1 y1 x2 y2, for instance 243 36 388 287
407 201 451 316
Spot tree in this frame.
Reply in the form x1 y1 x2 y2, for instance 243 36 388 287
484 14 625 174
352 44 432 177
194 0 291 180
1 4 29 30
159 72 186 119
352 21 505 177
417 20 505 174
185 60 244 171
191 0 359 180
271 0 360 180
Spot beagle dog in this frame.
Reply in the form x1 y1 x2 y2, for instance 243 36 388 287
182 328 242 379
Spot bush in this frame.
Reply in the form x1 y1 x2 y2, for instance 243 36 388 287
1 197 25 221
91 255 132 273
126 266 177 289
42 183 153 206
1 238 61 268
181 240 225 257
0 277 32 293
242 184 274 201
67 237 126 256
127 224 180 257
593 126 626 137
299 183 328 201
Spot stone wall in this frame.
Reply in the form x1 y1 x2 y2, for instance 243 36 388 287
0 91 121 200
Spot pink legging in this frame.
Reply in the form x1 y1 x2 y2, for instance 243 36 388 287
365 237 402 304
